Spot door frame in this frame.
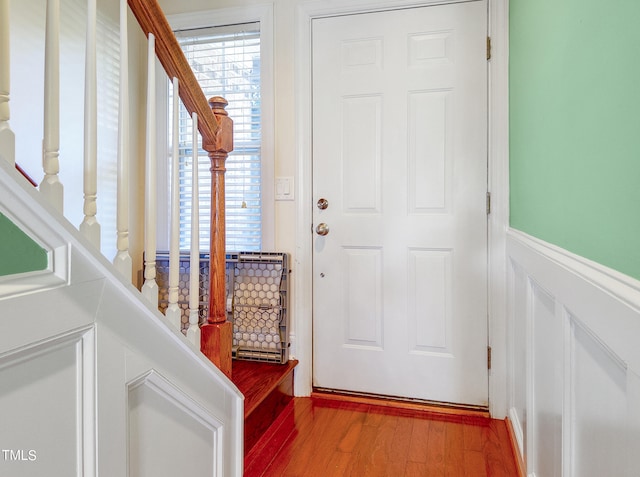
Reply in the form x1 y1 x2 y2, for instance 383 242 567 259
293 0 510 418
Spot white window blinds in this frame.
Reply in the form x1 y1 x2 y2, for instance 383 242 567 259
171 23 262 252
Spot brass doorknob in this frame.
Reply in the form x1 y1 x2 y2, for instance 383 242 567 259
315 223 330 236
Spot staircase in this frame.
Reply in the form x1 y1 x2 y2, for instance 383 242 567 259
0 157 245 476
0 0 294 474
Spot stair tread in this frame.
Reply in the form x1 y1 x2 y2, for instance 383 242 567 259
232 359 298 418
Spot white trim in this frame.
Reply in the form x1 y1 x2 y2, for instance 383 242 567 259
524 267 535 477
127 368 224 429
507 227 640 372
127 369 224 477
296 0 482 17
509 228 640 314
562 302 573 477
294 0 511 406
292 2 313 397
0 159 69 299
487 0 509 418
161 4 276 251
508 406 524 458
80 327 97 477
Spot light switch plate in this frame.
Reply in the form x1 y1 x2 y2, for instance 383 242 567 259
275 176 294 201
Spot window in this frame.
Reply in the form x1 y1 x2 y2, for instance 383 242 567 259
171 23 263 252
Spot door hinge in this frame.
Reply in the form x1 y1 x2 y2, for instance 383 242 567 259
486 192 491 215
487 346 492 370
486 36 492 60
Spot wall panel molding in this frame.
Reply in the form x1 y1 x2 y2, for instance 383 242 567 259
506 229 640 476
128 370 223 477
0 327 96 476
0 160 69 299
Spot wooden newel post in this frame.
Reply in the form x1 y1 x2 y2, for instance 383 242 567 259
200 96 233 378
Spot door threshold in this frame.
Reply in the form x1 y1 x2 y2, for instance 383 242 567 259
312 387 490 419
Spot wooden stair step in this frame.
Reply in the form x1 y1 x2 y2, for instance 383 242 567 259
231 359 298 455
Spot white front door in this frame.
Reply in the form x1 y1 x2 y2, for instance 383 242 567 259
312 0 488 406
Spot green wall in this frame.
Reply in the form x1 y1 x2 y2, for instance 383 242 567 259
510 0 640 280
0 213 48 276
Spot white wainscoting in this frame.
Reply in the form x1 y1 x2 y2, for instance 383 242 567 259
506 229 640 477
0 328 96 475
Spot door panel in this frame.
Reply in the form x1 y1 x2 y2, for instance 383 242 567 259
312 1 488 406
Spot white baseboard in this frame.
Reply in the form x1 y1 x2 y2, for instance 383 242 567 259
508 406 524 457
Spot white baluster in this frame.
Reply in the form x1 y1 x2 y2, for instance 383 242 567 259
165 77 181 330
80 0 100 248
187 113 201 346
0 0 15 165
41 0 63 212
113 0 132 281
141 34 158 306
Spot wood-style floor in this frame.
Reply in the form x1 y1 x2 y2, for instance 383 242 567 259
245 395 519 477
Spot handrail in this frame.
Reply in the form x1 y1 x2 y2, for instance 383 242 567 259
128 0 234 377
127 0 220 149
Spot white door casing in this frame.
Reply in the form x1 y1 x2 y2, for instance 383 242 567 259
311 1 489 406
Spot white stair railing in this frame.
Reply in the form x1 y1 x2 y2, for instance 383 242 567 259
113 0 132 282
0 0 14 166
165 77 181 330
141 33 159 306
187 113 201 346
2 0 232 369
40 0 64 213
80 0 100 249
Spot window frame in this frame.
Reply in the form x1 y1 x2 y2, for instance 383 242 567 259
157 5 275 252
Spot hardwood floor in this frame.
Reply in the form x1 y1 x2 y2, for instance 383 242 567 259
245 395 519 477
